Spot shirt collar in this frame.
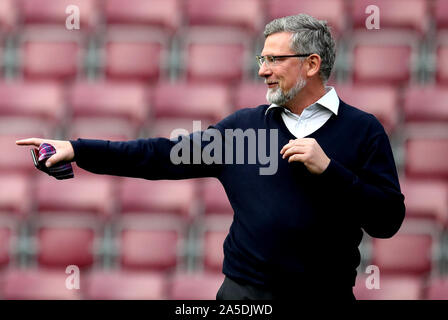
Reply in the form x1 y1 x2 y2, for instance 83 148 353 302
265 86 339 116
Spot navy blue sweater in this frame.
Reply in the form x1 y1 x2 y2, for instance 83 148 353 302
70 101 405 288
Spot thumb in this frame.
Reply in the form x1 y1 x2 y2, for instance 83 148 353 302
45 154 62 168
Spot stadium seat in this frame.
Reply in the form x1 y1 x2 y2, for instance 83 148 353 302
68 81 149 127
425 276 448 299
351 0 429 34
0 0 17 31
433 0 448 31
354 274 423 300
149 118 215 138
337 84 399 133
267 0 345 37
372 233 433 275
203 230 227 272
180 27 251 84
68 118 139 140
84 270 167 299
351 40 414 86
103 27 169 82
152 82 232 122
234 82 268 111
0 221 15 268
104 0 181 33
0 81 65 127
405 138 448 180
35 175 116 217
201 178 233 215
186 0 264 34
168 271 224 299
36 225 96 268
20 0 99 29
19 26 85 81
400 179 448 226
118 215 185 271
0 173 32 218
403 86 448 123
436 44 448 85
200 215 232 272
118 179 196 219
1 268 81 299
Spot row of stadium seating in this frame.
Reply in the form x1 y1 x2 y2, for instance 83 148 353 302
1 26 448 86
1 0 448 35
0 81 447 134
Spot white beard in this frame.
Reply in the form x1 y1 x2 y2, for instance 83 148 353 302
266 77 307 106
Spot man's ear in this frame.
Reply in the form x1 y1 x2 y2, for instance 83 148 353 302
306 54 322 78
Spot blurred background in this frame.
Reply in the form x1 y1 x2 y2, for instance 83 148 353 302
0 0 447 300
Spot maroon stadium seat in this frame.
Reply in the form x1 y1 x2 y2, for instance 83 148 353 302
337 84 399 133
351 0 429 34
267 0 346 37
436 44 448 85
119 179 196 219
425 276 448 299
372 233 433 275
0 81 65 126
84 270 167 299
153 82 232 122
0 0 17 31
0 220 15 268
68 81 149 126
104 0 181 33
203 230 227 272
180 27 251 84
1 268 81 299
201 178 233 215
354 274 423 300
20 0 98 29
234 82 268 111
150 118 215 138
403 86 448 123
103 27 168 82
352 40 414 86
168 271 224 299
401 179 448 226
34 216 99 269
68 118 139 140
118 216 185 271
200 215 232 272
186 0 264 34
0 173 32 218
19 27 85 81
35 175 116 217
405 138 448 180
37 227 95 268
434 0 448 31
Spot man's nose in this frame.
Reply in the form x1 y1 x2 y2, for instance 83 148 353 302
258 62 272 78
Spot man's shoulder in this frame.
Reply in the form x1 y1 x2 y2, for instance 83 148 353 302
338 99 384 130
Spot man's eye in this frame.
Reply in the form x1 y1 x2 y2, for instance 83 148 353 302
266 56 275 63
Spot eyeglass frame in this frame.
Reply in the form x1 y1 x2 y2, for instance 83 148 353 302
255 54 312 67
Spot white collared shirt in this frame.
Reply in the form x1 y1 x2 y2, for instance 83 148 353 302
265 86 339 138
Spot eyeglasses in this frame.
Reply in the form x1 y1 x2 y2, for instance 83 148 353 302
255 54 311 67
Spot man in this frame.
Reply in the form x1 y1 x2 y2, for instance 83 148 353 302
16 14 405 301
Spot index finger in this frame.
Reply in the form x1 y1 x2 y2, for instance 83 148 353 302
15 138 44 147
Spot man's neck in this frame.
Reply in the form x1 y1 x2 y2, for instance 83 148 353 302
285 83 326 116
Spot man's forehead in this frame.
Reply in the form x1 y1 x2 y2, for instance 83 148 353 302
262 32 294 55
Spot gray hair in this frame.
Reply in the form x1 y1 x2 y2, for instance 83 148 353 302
264 14 336 83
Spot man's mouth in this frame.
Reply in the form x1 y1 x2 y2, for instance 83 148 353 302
266 82 278 88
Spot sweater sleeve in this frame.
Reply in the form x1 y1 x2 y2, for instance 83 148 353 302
70 127 225 180
317 119 405 239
